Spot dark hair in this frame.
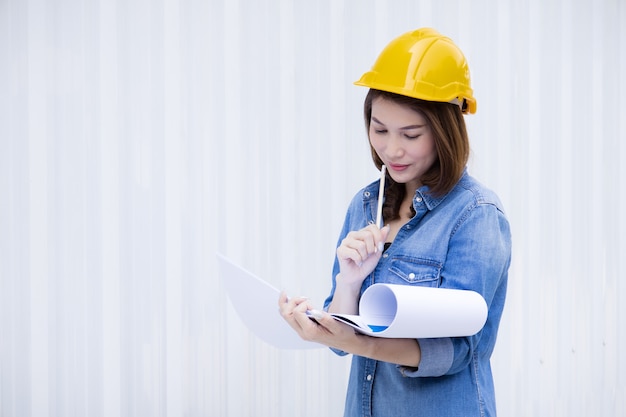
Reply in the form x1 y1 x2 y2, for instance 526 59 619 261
364 89 470 221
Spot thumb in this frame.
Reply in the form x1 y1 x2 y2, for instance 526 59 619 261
378 224 391 250
307 309 332 325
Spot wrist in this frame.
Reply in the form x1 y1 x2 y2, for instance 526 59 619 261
335 273 363 296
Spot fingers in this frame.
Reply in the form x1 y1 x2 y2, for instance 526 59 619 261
277 294 357 348
338 234 375 265
292 303 332 333
278 291 289 306
291 305 359 351
380 224 390 243
278 292 330 342
278 292 309 319
337 224 389 266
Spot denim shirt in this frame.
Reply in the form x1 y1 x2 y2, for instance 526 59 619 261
323 170 511 417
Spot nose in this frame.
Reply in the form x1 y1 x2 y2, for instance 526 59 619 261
385 134 405 159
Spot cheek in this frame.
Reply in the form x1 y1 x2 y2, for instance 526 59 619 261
369 134 384 154
414 138 437 161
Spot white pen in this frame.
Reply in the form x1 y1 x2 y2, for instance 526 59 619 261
376 165 386 229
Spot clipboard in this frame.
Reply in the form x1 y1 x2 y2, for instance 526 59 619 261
217 253 323 350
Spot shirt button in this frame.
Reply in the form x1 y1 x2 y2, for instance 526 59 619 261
382 253 389 258
366 375 372 381
364 191 371 197
408 273 415 279
405 225 411 230
416 197 423 203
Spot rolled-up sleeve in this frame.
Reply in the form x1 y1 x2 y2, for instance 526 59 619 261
398 337 454 377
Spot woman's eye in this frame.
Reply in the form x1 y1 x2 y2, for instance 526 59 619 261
405 134 421 139
374 129 387 134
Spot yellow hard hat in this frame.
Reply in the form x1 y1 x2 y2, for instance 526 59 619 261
355 28 477 114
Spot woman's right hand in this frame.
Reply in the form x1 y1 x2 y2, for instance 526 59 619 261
336 224 390 287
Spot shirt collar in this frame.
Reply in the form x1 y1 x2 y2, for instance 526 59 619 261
362 168 468 211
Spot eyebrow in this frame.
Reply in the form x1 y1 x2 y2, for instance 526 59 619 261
371 116 425 130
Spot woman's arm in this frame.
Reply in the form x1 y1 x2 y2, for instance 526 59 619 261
326 224 390 315
341 330 421 368
278 292 421 367
411 202 511 377
326 274 361 315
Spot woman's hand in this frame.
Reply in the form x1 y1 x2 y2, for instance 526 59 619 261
278 291 421 367
277 292 360 350
336 224 390 287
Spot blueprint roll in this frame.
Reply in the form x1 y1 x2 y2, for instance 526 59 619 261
331 283 488 338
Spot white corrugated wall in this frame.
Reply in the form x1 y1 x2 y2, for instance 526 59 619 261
1 0 624 416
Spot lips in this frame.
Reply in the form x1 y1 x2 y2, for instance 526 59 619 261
388 163 409 172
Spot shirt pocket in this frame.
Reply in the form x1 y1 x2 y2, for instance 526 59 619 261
387 256 442 287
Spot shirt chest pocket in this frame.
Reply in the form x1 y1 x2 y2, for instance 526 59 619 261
386 256 442 287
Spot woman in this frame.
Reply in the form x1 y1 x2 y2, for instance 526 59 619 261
279 28 511 417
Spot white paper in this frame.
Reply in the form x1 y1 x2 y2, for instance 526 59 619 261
218 253 488 347
217 253 323 350
331 283 488 338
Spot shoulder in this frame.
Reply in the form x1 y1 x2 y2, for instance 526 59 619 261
347 179 380 208
429 172 510 238
450 172 506 214
446 174 511 245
